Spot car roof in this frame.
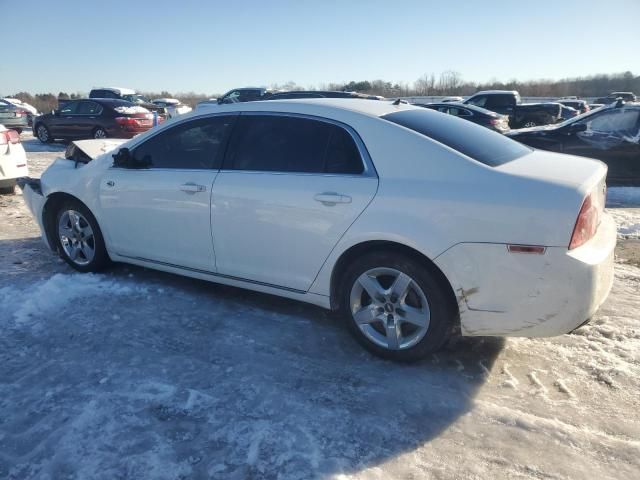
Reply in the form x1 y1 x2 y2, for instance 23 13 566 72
91 87 137 95
196 98 421 118
78 98 136 107
471 90 519 95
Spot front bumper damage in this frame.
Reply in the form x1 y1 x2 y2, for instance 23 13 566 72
16 177 53 251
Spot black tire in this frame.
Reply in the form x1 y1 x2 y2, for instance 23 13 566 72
338 251 455 362
36 123 53 143
93 127 107 139
0 179 16 195
53 199 110 273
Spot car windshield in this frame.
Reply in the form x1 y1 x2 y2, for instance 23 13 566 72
122 94 150 104
382 108 531 166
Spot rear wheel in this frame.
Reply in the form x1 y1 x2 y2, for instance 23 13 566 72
36 123 52 143
339 251 455 362
93 127 107 139
54 200 110 272
523 120 537 128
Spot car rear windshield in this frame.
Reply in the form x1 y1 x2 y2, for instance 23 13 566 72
382 109 531 166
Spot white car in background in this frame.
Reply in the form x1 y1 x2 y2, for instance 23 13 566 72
2 97 39 126
151 98 192 118
0 124 28 194
19 99 615 361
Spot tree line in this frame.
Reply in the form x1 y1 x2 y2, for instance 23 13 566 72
4 71 638 113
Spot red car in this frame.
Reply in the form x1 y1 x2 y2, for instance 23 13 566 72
33 99 163 143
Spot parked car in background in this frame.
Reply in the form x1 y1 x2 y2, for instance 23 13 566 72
216 87 275 104
556 98 590 114
89 87 168 119
19 99 615 362
264 91 383 101
0 100 29 133
558 104 579 121
464 90 562 128
440 96 464 103
0 124 28 194
33 99 161 143
195 99 219 110
3 98 39 126
416 102 509 132
507 101 640 186
152 98 193 118
595 92 637 104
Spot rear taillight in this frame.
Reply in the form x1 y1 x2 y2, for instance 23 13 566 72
490 119 499 125
115 116 138 127
0 130 20 145
16 110 28 117
569 192 599 250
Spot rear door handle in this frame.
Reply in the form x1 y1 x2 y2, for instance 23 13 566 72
180 182 206 194
314 192 352 206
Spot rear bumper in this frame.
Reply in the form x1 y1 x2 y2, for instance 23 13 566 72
435 213 616 337
17 178 53 251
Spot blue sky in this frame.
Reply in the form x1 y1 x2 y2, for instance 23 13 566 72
3 0 639 95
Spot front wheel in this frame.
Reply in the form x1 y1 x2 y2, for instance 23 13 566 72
36 124 52 143
54 200 110 272
339 251 455 362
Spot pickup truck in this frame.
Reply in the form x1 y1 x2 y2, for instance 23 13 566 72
464 90 562 128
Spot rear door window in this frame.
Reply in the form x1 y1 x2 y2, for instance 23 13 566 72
77 101 102 115
131 115 236 169
225 115 365 174
60 102 79 115
382 109 531 166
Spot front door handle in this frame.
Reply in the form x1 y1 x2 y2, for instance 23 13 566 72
180 182 206 194
314 192 352 206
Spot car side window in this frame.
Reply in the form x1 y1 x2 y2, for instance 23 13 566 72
225 115 364 174
131 116 235 169
466 95 487 107
580 109 640 135
486 95 513 108
60 102 79 115
77 101 102 115
221 91 242 104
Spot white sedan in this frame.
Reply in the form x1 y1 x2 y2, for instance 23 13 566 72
0 124 28 194
20 99 615 361
151 98 192 118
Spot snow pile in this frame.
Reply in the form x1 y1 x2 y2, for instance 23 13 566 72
607 208 640 238
114 105 150 115
0 273 145 326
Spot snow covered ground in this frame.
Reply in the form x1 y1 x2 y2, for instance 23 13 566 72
1 133 639 479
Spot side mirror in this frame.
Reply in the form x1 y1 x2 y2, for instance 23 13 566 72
567 123 587 134
113 148 152 169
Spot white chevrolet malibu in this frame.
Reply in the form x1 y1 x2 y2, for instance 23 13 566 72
0 124 28 194
20 99 615 361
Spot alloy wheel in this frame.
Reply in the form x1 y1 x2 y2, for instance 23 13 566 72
349 267 430 350
94 128 107 139
58 210 95 266
37 125 49 142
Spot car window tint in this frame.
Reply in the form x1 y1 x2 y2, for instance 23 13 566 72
227 115 331 173
325 126 364 174
383 108 531 166
582 109 640 135
132 116 234 169
487 95 512 108
466 95 487 107
60 102 79 115
77 101 102 115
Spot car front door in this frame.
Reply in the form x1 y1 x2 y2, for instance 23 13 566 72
210 113 378 292
51 101 80 137
98 114 236 270
563 107 640 184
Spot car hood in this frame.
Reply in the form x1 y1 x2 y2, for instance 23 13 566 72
506 124 559 136
68 139 128 161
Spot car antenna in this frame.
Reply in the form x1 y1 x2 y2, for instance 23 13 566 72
392 98 405 105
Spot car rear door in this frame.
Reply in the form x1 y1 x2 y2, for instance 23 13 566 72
210 113 378 292
75 101 103 138
99 114 236 270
